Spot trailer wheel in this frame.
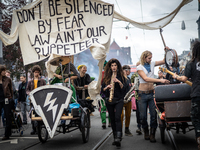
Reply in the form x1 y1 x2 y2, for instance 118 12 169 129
37 122 48 143
81 109 90 143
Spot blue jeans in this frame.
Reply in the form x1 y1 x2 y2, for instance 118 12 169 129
138 93 157 129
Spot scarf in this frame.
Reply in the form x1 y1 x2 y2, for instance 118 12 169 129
144 63 151 73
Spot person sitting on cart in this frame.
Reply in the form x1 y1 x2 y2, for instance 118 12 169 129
173 41 200 150
51 56 79 103
26 65 46 135
74 65 92 100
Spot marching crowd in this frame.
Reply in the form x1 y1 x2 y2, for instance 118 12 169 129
0 41 200 149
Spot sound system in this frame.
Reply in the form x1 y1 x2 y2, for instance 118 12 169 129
155 83 191 102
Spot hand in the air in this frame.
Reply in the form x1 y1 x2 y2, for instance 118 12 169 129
164 46 170 51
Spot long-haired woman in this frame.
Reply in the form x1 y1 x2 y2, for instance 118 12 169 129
101 58 128 148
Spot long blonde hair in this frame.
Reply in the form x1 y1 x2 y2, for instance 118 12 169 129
140 50 152 65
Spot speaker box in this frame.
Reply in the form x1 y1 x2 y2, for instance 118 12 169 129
155 83 191 102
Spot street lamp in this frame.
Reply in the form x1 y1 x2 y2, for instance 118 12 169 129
0 0 3 64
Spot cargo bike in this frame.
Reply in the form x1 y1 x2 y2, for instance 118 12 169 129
155 83 194 144
29 57 93 143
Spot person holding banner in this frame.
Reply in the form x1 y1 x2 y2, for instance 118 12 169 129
172 41 200 150
137 50 169 143
0 65 14 140
26 65 46 135
101 58 128 148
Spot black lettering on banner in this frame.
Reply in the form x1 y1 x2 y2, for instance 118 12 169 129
42 47 49 56
50 44 56 53
89 1 96 14
49 0 55 17
65 0 72 14
87 28 92 38
97 4 102 15
64 31 74 42
45 19 52 34
38 20 46 33
103 5 108 16
93 27 99 37
64 16 70 29
37 2 42 19
33 35 41 46
78 14 86 27
79 42 85 51
57 17 63 31
73 0 76 14
55 33 63 43
71 15 79 28
40 35 50 45
35 48 41 59
99 26 107 36
57 44 63 54
16 11 23 23
71 42 79 53
77 28 83 39
108 5 113 16
22 10 28 22
86 39 92 48
92 38 99 44
55 0 62 15
76 0 83 13
28 9 35 21
83 0 89 12
64 44 70 55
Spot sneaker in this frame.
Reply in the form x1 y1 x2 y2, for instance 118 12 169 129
125 129 133 136
136 128 142 135
102 124 106 129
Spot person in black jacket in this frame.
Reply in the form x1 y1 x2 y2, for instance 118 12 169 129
173 41 200 150
18 75 28 124
74 65 91 99
101 58 128 148
0 65 14 140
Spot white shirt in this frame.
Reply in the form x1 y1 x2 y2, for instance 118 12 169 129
136 61 155 83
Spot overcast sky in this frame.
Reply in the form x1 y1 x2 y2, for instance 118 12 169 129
102 0 199 74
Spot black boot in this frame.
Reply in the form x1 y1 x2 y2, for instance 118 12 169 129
112 132 116 145
150 128 156 143
143 127 150 140
114 132 122 148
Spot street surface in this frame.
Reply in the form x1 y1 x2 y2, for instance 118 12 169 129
0 109 197 150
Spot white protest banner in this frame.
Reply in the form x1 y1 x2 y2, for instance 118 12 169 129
0 0 114 65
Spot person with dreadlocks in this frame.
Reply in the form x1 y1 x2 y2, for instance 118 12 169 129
101 58 128 148
173 41 200 150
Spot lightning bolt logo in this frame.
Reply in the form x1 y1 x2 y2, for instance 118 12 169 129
43 92 58 122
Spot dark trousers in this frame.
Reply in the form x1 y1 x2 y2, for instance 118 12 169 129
191 97 200 138
136 99 141 129
106 100 124 133
0 101 12 137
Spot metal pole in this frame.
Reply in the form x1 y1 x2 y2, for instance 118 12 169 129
0 0 3 64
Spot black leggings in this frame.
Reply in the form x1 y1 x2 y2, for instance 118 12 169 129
106 100 124 132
